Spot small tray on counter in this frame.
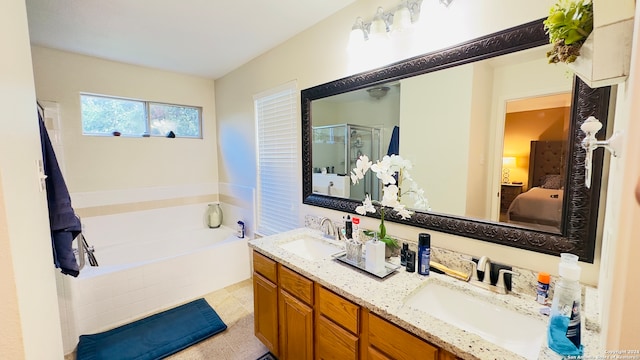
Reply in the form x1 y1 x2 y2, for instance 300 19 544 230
333 253 400 279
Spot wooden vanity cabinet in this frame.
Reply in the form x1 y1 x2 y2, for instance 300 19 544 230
252 252 279 356
252 250 460 360
278 264 314 360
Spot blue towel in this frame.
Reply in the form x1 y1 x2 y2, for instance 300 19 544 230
387 125 400 156
39 111 81 277
547 315 584 357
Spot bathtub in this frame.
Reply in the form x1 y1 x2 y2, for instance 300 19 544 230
57 205 251 354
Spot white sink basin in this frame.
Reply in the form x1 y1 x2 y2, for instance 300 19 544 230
279 236 343 261
404 281 546 360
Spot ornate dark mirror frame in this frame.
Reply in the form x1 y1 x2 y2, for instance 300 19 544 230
301 18 610 263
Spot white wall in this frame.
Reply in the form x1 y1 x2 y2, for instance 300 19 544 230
400 64 474 216
30 46 218 195
597 3 640 347
0 0 64 358
467 61 494 219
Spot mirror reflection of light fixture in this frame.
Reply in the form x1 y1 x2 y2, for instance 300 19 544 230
580 116 623 188
348 0 424 45
440 0 454 7
502 156 516 184
367 86 390 100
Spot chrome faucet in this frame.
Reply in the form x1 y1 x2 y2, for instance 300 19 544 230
461 255 518 295
319 217 340 241
477 256 491 284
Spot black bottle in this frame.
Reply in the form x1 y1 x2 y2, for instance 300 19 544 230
417 233 431 276
344 215 352 239
406 250 416 273
400 242 409 266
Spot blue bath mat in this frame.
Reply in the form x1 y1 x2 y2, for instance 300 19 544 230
76 298 227 360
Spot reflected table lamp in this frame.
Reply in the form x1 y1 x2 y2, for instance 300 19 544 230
502 157 516 183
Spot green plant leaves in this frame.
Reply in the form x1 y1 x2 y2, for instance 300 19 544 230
543 0 593 63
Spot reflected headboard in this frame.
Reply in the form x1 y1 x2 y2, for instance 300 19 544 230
528 140 566 188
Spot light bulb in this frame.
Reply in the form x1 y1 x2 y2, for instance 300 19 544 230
369 7 388 40
392 3 412 32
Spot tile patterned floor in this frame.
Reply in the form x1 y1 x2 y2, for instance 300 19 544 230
65 279 268 360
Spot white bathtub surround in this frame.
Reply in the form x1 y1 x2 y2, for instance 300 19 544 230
57 204 251 355
71 183 219 209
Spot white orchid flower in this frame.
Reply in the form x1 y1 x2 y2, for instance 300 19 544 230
351 155 372 184
381 185 400 208
351 153 429 220
376 171 397 185
393 204 413 219
355 194 376 215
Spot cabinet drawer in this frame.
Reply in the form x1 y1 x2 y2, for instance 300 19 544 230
279 264 313 305
253 251 277 283
318 286 359 334
368 313 437 360
317 315 358 360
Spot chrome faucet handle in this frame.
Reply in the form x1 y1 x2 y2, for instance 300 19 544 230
335 225 346 241
460 256 480 282
497 269 519 293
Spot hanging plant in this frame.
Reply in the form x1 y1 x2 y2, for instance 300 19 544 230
543 0 593 64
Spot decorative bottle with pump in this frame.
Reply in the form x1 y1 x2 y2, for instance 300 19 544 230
547 253 583 357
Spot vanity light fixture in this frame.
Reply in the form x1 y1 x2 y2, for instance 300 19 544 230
580 116 623 188
348 0 424 44
440 0 454 7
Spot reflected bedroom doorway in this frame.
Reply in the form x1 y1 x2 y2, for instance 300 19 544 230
499 92 572 233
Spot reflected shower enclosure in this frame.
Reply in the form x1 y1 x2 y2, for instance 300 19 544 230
312 124 382 200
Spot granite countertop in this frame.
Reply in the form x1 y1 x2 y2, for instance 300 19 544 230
248 227 601 360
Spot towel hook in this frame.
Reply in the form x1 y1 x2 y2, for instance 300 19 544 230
580 116 623 188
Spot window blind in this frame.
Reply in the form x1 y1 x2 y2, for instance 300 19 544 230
255 82 299 236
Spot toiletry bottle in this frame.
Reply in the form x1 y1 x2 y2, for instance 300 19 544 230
400 242 409 266
406 250 416 272
548 253 583 357
236 221 245 238
352 217 360 241
365 233 385 273
417 233 431 276
345 215 352 239
536 272 550 304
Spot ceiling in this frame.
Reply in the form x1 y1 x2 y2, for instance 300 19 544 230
25 0 356 79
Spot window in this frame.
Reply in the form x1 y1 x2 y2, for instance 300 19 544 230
80 94 202 138
255 82 299 236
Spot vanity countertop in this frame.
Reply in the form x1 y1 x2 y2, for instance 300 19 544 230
248 228 601 360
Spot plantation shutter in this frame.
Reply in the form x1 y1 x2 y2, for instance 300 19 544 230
255 82 299 236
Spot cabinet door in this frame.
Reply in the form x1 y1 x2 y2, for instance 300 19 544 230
280 290 313 360
253 273 279 356
316 315 358 360
367 346 392 360
368 313 438 360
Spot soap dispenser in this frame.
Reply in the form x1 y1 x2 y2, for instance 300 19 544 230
547 253 583 357
365 233 385 273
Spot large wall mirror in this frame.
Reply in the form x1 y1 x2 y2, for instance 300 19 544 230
302 18 611 263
